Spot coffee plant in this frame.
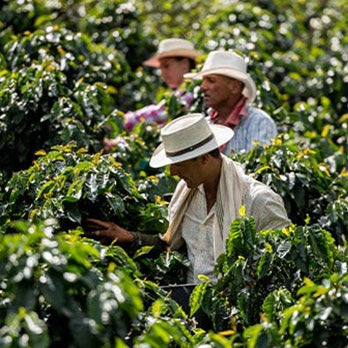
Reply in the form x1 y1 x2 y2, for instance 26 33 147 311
0 0 347 346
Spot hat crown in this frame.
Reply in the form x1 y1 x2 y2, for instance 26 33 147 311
144 38 200 67
158 38 196 54
183 50 256 102
202 51 247 74
149 113 234 168
161 114 217 155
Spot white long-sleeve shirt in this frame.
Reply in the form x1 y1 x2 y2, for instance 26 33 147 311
163 156 290 284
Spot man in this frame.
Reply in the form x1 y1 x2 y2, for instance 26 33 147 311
87 113 290 284
184 50 277 154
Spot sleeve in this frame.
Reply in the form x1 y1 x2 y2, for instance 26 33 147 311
246 182 291 232
124 99 168 131
252 114 278 147
131 231 168 251
233 108 278 152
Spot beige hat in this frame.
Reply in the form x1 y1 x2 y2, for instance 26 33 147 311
149 113 234 168
144 38 201 68
184 50 257 102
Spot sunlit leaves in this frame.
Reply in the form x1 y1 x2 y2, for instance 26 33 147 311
1 143 149 232
278 273 348 346
0 220 146 346
230 132 347 242
0 0 347 346
209 215 338 331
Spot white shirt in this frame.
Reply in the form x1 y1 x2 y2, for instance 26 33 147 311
163 156 291 285
179 185 217 284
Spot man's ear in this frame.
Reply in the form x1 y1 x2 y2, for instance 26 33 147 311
230 78 243 94
200 153 210 164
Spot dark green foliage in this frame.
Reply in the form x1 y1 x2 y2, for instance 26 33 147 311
193 215 338 332
0 220 144 347
230 132 347 243
0 220 200 347
0 0 154 68
104 122 163 179
0 0 347 346
134 247 189 285
0 26 131 177
0 143 166 234
278 273 348 347
197 0 348 118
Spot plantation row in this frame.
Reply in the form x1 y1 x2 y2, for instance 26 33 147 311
0 0 347 347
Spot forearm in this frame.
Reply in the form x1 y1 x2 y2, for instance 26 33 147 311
131 232 168 251
85 218 168 252
124 101 167 131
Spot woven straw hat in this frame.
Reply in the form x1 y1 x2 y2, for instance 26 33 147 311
144 38 201 68
149 113 234 168
184 50 257 102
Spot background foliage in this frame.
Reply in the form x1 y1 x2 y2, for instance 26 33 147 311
0 0 347 346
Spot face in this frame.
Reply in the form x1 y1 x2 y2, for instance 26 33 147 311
169 157 204 189
200 74 236 109
159 57 191 89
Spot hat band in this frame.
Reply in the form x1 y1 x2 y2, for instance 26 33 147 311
165 133 214 157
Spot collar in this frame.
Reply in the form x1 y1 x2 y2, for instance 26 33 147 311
210 96 248 128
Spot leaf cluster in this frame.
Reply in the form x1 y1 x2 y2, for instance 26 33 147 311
0 143 155 234
0 220 143 347
230 133 347 243
191 214 342 342
0 0 347 346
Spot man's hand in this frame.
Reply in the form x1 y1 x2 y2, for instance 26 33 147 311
103 135 129 153
84 218 135 245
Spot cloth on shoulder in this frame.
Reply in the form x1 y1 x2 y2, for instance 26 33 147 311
161 155 290 261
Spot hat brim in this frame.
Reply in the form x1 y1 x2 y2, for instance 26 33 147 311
184 67 257 102
144 50 201 68
149 123 234 168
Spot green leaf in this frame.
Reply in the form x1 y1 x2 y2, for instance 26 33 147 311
189 281 209 316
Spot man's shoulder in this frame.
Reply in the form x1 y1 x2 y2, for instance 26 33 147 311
246 103 272 119
242 104 277 131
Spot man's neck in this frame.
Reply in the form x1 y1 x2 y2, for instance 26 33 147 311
214 97 241 121
211 95 248 127
203 157 222 211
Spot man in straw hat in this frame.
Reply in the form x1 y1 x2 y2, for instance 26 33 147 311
104 38 201 151
184 50 277 154
87 113 290 285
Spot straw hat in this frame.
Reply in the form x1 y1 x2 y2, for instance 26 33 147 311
184 50 257 102
144 38 201 68
149 113 234 168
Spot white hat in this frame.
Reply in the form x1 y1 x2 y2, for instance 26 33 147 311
184 50 257 102
149 113 234 168
144 38 201 68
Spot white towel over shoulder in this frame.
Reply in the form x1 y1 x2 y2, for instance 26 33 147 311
161 155 290 261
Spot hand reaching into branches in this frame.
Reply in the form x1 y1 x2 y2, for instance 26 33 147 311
85 218 135 246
